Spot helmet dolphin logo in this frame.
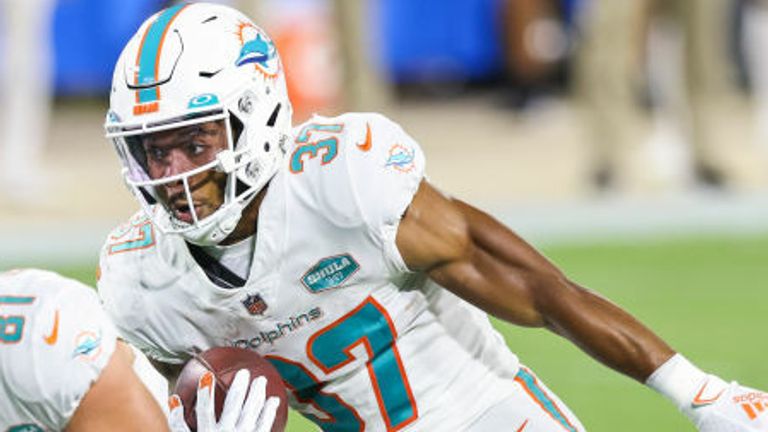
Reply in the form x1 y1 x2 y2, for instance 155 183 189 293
236 33 275 68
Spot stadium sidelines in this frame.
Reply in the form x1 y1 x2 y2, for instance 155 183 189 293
3 189 768 268
492 189 768 245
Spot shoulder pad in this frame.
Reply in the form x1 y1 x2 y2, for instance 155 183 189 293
286 112 425 231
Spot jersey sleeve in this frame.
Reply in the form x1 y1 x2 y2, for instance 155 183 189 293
343 113 425 273
344 113 426 232
292 113 425 272
2 270 118 430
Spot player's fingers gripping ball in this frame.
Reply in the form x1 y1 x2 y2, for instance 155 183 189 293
172 347 288 432
169 394 192 432
170 370 282 432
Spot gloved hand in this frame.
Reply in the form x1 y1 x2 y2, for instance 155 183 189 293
168 369 281 432
686 376 768 431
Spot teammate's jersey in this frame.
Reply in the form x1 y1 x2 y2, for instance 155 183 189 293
0 269 117 431
98 112 521 431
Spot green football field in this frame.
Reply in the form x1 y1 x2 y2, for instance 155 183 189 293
53 233 768 431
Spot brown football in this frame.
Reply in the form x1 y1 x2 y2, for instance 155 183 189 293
173 347 288 431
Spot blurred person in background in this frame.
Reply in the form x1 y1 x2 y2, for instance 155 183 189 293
331 0 392 112
574 0 768 194
0 0 55 204
498 0 573 110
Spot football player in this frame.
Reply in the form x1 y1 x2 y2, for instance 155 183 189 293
0 268 168 431
0 269 278 432
98 3 767 431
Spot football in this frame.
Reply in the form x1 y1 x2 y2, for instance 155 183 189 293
173 347 289 431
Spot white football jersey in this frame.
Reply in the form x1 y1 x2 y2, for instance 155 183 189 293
99 112 521 431
0 269 117 431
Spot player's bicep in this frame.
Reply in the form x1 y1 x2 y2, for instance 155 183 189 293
397 181 567 327
395 180 470 271
65 342 169 432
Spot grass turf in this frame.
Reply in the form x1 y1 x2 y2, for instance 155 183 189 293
50 234 768 431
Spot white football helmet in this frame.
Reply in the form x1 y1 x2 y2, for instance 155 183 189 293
105 3 292 245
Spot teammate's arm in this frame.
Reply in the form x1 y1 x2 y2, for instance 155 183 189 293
65 341 170 432
396 180 674 381
397 180 768 431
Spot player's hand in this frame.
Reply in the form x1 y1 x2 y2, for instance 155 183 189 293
168 369 281 432
687 376 768 431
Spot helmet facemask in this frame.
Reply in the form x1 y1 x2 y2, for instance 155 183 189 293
108 110 242 243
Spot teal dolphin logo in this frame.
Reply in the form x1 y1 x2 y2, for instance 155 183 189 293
385 144 416 173
236 33 276 68
72 331 102 359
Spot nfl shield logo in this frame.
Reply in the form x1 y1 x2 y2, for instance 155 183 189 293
241 293 268 315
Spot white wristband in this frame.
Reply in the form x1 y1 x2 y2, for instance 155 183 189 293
645 354 709 410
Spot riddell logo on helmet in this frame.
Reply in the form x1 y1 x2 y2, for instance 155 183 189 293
133 102 159 116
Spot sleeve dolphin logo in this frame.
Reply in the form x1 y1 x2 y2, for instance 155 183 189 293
385 144 416 173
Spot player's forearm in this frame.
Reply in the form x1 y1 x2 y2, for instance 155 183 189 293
537 278 676 382
428 197 676 380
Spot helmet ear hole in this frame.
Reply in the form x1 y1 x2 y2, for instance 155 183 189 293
235 179 250 196
266 103 281 127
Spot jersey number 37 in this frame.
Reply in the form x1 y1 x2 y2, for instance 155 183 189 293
270 297 418 432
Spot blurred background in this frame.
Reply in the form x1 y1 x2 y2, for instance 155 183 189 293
1 0 768 430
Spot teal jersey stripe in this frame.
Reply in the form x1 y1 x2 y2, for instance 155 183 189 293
136 4 186 103
0 296 35 304
517 368 578 432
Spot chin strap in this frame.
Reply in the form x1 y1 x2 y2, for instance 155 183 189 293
181 200 245 246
